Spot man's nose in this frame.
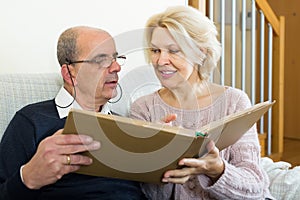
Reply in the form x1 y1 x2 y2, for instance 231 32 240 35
108 60 121 73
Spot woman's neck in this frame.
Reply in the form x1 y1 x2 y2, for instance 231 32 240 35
158 81 225 110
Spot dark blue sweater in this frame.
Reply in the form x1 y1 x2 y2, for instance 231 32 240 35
0 100 146 200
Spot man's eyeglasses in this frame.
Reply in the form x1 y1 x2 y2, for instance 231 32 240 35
66 53 126 68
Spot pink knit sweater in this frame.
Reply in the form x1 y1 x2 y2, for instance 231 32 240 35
129 87 274 200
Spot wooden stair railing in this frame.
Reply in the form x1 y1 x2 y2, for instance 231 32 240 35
189 0 285 160
255 0 285 161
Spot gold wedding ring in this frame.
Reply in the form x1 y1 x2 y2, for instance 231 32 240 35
66 155 71 165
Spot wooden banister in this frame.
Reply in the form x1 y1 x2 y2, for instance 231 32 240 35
189 0 285 159
255 0 280 35
255 0 285 159
269 15 285 160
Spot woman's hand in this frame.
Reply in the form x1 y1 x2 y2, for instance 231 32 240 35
160 114 177 125
162 140 224 184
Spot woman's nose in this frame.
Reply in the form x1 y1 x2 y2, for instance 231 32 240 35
157 51 171 66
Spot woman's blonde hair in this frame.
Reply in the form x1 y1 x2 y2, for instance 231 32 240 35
144 5 221 80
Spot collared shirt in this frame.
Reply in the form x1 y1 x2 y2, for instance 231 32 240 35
20 86 111 183
55 86 111 119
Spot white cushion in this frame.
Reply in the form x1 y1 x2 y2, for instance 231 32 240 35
261 157 300 200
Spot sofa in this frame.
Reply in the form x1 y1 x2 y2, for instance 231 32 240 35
0 72 299 199
0 73 63 139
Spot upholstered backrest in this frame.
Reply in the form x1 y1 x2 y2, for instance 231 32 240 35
0 68 161 141
0 73 63 140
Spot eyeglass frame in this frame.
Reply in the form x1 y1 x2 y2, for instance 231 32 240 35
66 53 126 68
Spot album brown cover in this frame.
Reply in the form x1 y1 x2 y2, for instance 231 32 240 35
62 100 275 183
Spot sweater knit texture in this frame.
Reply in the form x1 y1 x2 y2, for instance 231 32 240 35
0 99 146 200
129 87 274 200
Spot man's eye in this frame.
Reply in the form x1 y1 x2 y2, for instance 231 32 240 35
94 58 106 63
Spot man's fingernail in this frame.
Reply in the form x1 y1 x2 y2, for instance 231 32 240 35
162 178 168 182
92 141 101 149
80 135 93 143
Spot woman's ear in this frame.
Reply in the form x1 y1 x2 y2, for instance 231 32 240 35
61 64 77 86
200 47 208 54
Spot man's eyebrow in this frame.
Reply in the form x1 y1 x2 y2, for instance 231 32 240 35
93 54 109 59
92 52 118 59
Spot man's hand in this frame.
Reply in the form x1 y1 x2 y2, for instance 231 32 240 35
22 129 100 189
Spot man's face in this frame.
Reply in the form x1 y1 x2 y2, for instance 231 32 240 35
74 31 121 107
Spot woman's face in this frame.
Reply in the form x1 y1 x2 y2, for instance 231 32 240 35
149 27 198 90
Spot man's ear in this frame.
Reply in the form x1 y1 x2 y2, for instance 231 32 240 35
61 64 77 86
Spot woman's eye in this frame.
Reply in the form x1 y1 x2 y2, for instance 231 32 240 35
150 48 160 54
169 49 180 54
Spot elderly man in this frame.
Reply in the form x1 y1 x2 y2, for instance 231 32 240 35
0 26 146 200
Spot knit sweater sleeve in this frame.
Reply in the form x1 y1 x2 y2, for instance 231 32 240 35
0 112 41 199
196 89 273 199
0 99 64 199
129 93 155 122
130 89 273 200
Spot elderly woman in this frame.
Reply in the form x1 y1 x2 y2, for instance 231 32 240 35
130 5 274 200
